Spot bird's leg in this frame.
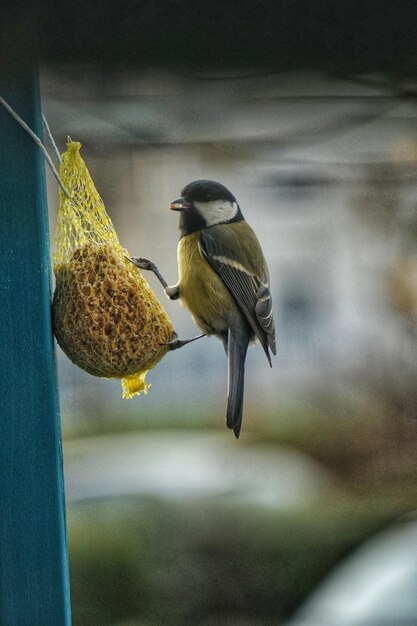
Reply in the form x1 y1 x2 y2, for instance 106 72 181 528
161 333 206 351
127 256 205 350
127 256 180 300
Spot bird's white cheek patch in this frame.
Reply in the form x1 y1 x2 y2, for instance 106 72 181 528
194 200 239 226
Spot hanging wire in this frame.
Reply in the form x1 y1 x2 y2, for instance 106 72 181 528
0 96 70 198
42 113 61 165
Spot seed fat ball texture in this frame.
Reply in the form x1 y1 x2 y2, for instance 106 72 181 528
52 243 174 378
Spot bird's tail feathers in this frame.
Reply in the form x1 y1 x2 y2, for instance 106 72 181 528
226 327 250 439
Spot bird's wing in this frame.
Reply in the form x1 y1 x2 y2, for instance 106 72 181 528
199 226 276 364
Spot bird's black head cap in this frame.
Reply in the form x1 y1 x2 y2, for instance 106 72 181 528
172 179 244 237
182 179 237 204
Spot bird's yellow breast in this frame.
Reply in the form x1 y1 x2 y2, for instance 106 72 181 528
177 232 234 334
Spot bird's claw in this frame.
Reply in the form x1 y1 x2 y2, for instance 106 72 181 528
129 257 156 272
159 332 205 351
160 338 187 351
127 256 170 291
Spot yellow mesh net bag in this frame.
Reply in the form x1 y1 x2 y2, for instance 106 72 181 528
52 140 174 398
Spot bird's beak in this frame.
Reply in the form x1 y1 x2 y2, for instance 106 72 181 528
170 197 191 211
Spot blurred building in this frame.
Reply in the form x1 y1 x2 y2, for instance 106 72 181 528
41 68 417 426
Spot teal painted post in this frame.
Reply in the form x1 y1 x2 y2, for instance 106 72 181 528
0 69 71 624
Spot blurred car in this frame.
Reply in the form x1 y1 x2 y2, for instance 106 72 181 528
286 516 417 626
64 430 331 508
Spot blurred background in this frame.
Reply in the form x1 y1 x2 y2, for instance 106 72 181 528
16 2 417 623
41 66 417 626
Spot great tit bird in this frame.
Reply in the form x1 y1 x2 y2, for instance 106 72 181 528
131 179 275 438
